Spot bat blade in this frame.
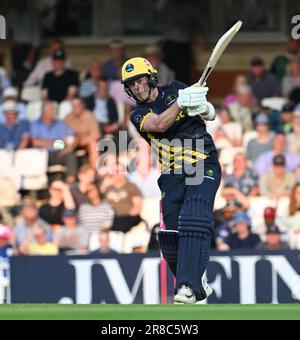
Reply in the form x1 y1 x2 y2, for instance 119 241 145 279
198 21 243 86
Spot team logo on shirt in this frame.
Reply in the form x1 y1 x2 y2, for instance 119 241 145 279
207 170 214 177
125 64 134 73
165 95 177 107
134 115 143 126
204 170 215 181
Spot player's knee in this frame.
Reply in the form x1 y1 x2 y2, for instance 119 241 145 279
178 196 214 233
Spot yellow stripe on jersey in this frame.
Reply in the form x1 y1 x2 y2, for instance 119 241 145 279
140 112 155 132
146 133 209 172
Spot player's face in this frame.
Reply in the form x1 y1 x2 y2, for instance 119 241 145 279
128 76 150 102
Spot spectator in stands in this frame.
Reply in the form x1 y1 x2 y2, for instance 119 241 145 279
40 181 76 230
7 1 42 87
0 87 27 124
42 49 79 103
78 184 114 236
285 184 300 250
0 62 11 103
102 40 126 81
271 38 300 81
98 153 118 194
254 207 289 242
256 225 289 251
104 163 143 233
0 175 19 210
53 210 88 254
65 97 100 170
128 140 161 198
260 155 296 200
0 225 13 260
145 45 174 86
228 85 255 132
289 86 300 105
222 74 255 108
287 104 300 155
85 79 120 138
277 103 294 134
214 107 243 149
214 200 241 251
224 153 259 197
222 184 250 211
14 203 51 252
79 60 102 98
0 208 13 231
295 164 300 182
255 133 300 176
247 56 281 103
89 230 118 256
264 207 277 230
20 225 59 256
246 113 274 163
0 101 30 150
71 165 96 209
224 212 261 250
31 101 77 182
25 38 72 86
282 58 300 98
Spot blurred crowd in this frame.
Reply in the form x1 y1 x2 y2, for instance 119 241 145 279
0 34 171 259
1 2 300 260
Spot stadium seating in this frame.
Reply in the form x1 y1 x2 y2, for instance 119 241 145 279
58 100 72 120
26 101 43 122
219 147 244 174
0 177 20 207
0 150 14 175
14 149 48 191
141 197 161 229
243 131 258 149
109 221 151 254
248 196 276 236
21 86 42 102
261 97 288 112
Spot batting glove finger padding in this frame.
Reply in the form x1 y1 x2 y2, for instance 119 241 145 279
177 86 209 109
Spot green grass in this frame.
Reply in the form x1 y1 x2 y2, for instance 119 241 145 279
0 304 299 320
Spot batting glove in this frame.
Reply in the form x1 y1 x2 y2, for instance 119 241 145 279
188 102 216 121
177 86 209 109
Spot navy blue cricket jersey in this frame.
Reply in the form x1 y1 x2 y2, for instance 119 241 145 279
130 81 217 173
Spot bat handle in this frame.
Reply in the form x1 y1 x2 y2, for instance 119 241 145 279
196 81 207 87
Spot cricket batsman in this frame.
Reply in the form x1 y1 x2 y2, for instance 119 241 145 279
121 57 221 304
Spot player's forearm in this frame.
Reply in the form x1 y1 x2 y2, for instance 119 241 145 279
144 103 181 133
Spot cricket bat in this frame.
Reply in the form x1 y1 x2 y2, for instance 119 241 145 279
198 21 243 87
